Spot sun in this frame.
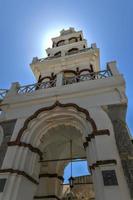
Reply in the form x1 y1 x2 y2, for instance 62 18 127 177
42 27 64 50
39 27 62 57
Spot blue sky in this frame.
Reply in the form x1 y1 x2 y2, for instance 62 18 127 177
0 0 133 181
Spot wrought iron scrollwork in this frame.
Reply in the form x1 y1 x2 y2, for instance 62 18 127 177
18 78 56 94
1 69 112 96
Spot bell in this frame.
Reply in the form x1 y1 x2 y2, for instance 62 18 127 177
69 176 74 189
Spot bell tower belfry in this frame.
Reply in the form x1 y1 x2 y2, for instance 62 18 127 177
0 28 133 200
30 27 99 80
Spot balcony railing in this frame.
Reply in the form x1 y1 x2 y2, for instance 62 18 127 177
17 70 112 94
73 175 93 185
0 69 113 97
0 89 8 100
63 69 112 85
18 78 56 94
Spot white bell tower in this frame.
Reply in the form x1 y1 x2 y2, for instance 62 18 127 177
0 28 133 200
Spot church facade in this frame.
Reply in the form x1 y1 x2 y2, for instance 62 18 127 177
0 28 133 200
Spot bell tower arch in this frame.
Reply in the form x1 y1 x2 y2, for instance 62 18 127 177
0 28 132 200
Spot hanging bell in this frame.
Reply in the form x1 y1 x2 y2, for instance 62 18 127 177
68 176 75 189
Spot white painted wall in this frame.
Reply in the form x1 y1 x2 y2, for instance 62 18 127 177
0 28 131 200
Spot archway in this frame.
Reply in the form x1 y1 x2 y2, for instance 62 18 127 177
34 124 94 199
14 103 94 200
63 159 95 200
2 102 130 200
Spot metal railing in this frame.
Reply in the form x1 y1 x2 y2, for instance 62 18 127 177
18 79 56 94
0 89 8 100
0 69 112 97
73 175 93 185
63 69 112 85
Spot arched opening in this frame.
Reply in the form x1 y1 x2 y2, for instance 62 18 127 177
54 51 61 57
34 124 95 200
69 37 78 44
67 48 79 55
36 74 56 89
63 70 77 85
63 160 89 183
4 102 130 200
8 102 98 200
79 35 82 41
79 67 95 81
57 40 65 47
21 105 95 200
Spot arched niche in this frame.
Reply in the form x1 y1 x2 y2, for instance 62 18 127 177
68 37 78 44
57 40 65 47
19 105 93 199
9 102 95 185
33 123 91 199
54 51 61 57
67 48 79 55
21 105 93 148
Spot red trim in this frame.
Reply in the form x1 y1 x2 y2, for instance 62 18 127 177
68 37 78 42
39 173 64 181
8 141 43 160
0 169 38 185
90 159 117 170
57 40 65 47
11 101 97 144
34 195 60 199
83 129 110 149
38 73 56 83
62 69 77 75
62 66 94 76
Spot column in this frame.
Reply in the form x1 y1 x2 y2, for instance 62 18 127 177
84 129 131 200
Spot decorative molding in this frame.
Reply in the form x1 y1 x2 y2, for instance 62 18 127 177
62 69 77 75
62 66 94 76
10 101 97 144
8 141 43 160
83 129 110 149
87 129 110 142
39 173 64 181
38 73 56 83
34 195 60 199
0 169 38 185
93 129 110 136
90 159 117 170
